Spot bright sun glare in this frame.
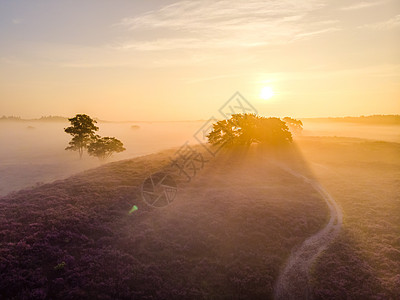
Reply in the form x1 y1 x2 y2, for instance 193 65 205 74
260 86 274 100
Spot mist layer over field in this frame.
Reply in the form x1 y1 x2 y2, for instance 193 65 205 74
0 121 203 196
0 120 399 197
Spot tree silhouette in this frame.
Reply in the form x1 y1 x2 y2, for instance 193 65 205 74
207 119 235 146
64 114 99 158
207 113 292 147
87 136 126 160
256 117 292 144
283 117 303 134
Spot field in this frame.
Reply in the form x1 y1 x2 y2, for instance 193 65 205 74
0 121 399 299
296 137 400 299
0 145 329 299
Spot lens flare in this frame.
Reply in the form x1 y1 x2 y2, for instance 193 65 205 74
129 205 138 214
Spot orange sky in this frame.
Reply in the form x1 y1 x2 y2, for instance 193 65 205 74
0 0 399 121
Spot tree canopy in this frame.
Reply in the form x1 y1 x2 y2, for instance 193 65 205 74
64 114 99 158
87 136 126 160
207 113 293 147
283 117 303 133
65 114 126 160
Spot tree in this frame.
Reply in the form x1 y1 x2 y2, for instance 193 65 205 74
256 117 292 144
207 113 292 147
207 114 258 146
87 136 126 160
283 117 303 134
64 114 99 158
207 119 235 146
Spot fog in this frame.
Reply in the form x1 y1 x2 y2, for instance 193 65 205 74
0 120 398 197
0 121 204 196
302 121 400 143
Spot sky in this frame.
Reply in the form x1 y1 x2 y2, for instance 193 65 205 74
0 0 399 121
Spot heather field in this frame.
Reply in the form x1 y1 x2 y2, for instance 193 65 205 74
295 137 400 299
0 126 399 299
0 146 329 299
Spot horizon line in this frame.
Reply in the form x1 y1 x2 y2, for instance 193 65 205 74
1 114 399 123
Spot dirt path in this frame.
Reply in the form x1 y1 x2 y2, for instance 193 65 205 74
273 162 343 300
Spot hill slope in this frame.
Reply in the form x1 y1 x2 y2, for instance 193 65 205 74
0 146 328 299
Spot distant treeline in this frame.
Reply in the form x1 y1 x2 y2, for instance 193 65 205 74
0 116 200 123
301 115 400 125
0 115 67 122
2 114 399 125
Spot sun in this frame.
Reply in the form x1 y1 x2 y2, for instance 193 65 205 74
260 86 274 100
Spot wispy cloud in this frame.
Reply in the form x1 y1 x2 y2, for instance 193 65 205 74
359 14 400 30
340 0 386 11
294 27 340 39
115 0 338 51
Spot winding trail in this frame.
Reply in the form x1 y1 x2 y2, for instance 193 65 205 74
273 162 343 300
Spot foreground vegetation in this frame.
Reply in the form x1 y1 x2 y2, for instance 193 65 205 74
0 146 328 299
294 137 400 299
1 129 398 298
